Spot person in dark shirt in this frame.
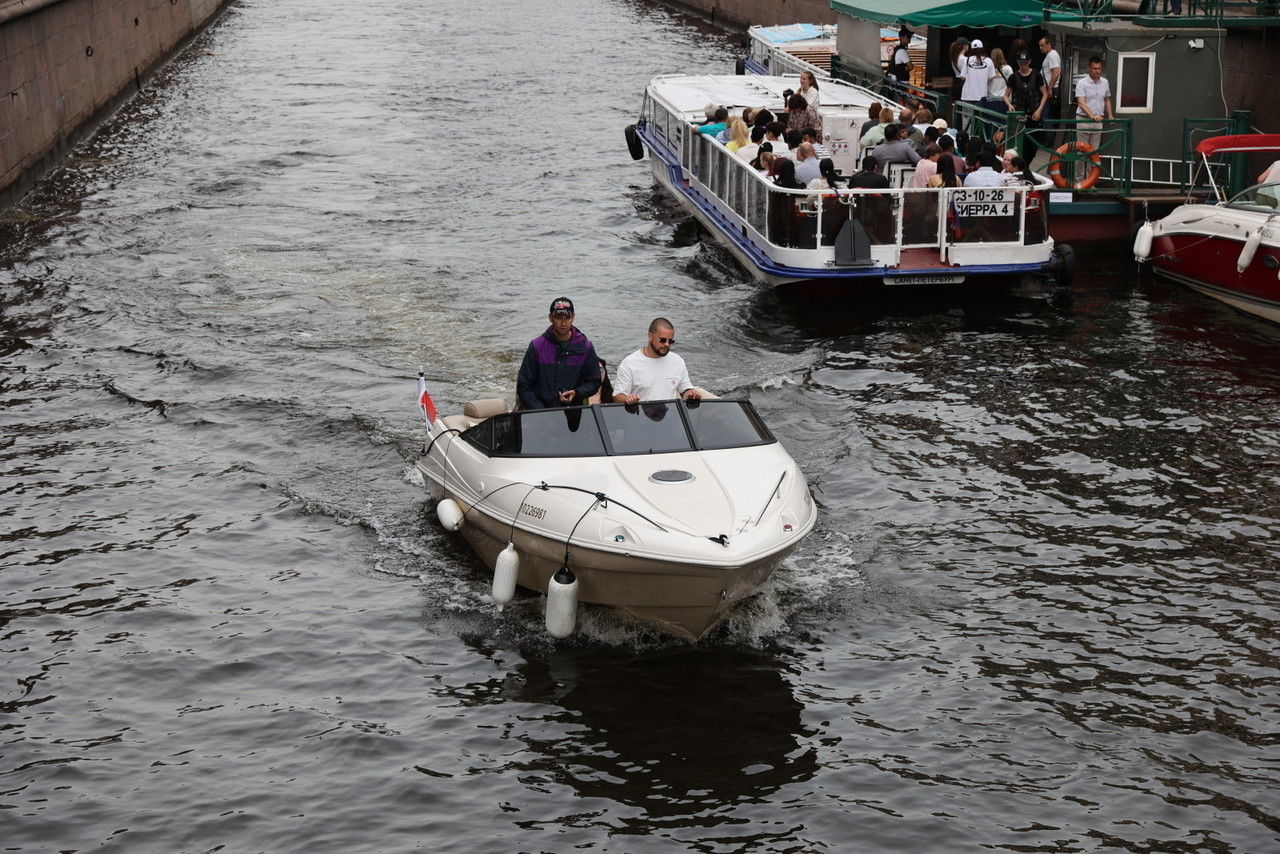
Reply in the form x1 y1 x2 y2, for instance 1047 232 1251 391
847 156 890 189
515 297 601 409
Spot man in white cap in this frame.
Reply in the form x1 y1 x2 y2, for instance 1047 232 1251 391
957 39 995 133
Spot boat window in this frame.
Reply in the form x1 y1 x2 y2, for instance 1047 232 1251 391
474 408 608 457
461 417 494 452
461 400 775 457
598 402 694 455
1227 183 1280 212
683 400 775 449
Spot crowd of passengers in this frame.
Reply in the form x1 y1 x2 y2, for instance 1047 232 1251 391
692 71 1040 196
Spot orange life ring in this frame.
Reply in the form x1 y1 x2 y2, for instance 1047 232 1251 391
1046 141 1103 190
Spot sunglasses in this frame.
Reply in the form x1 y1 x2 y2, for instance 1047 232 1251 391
655 336 675 345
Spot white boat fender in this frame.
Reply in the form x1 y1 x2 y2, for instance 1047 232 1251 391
1238 230 1262 273
436 498 464 532
492 542 519 610
545 567 578 638
1133 222 1154 262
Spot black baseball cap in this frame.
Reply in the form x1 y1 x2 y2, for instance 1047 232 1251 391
549 297 575 315
1015 51 1031 63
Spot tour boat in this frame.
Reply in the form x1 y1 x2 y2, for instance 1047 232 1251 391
1134 134 1280 324
624 74 1073 290
740 23 838 76
415 391 817 640
739 23 924 79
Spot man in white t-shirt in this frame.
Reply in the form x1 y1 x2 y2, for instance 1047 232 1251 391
612 318 702 403
957 40 995 133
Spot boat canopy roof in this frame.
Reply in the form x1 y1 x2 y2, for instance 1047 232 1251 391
750 24 834 44
461 399 775 458
1195 134 1280 156
832 0 1040 28
648 75 878 119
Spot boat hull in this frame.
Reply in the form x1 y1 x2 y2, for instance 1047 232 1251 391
1150 228 1280 325
446 483 798 639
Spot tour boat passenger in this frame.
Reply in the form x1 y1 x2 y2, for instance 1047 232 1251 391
725 117 751 153
737 125 766 162
793 143 822 184
798 71 821 107
800 127 831 158
697 106 729 136
872 125 922 167
911 144 943 188
786 94 820 135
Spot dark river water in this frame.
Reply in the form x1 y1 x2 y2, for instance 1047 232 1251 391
3 0 1280 850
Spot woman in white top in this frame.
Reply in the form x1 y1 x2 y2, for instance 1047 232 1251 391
798 71 820 107
984 48 1012 114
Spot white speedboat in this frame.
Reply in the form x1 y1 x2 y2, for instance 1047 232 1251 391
1135 133 1280 324
415 393 817 640
625 74 1072 290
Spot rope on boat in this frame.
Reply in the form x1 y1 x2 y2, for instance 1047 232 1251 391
420 430 735 547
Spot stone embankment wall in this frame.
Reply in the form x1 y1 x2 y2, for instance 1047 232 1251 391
660 0 836 28
0 0 231 208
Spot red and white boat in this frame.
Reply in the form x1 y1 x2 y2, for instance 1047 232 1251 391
1135 134 1280 324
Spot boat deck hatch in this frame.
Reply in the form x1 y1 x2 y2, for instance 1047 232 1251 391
650 469 694 484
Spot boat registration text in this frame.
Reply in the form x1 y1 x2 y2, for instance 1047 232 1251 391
519 502 547 520
883 274 966 286
953 188 1015 217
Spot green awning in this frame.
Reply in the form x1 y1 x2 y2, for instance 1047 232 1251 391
830 0 1042 29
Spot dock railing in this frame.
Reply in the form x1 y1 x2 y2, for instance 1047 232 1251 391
1045 0 1280 25
952 101 1026 152
829 56 950 121
767 49 827 81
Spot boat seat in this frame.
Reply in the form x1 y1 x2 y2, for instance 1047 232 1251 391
464 398 508 419
439 398 509 433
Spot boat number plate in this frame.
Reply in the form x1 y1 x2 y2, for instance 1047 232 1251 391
519 502 546 520
952 188 1015 217
883 274 965 286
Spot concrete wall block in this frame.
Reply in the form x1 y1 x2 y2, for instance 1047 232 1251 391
4 0 230 205
0 54 15 96
8 45 35 92
9 16 35 54
6 86 26 122
1 128 19 176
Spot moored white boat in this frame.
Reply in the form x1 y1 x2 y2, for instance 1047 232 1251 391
415 393 817 640
739 23 924 79
740 23 838 76
626 74 1072 290
1135 134 1280 325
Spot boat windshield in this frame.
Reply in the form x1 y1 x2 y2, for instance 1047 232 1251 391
461 399 775 458
1226 183 1280 212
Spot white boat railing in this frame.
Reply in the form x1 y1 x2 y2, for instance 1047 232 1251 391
642 95 1050 259
768 49 827 80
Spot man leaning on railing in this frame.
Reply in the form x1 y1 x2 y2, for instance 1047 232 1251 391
1074 56 1114 181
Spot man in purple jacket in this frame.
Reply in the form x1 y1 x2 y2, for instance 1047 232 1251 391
516 297 601 409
